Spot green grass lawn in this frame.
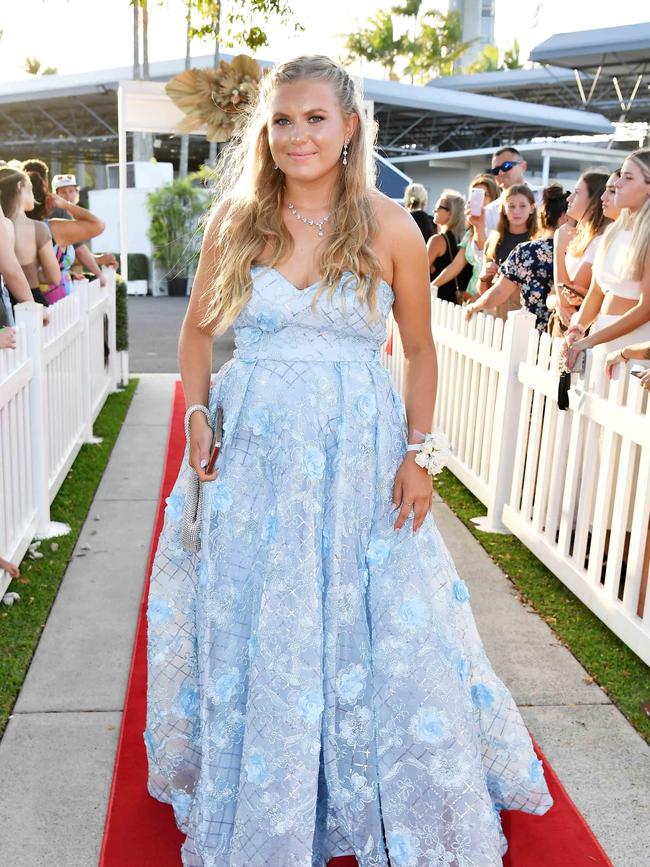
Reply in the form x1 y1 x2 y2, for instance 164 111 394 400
0 379 138 738
434 468 650 743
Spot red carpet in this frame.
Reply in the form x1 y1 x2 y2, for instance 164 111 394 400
99 382 612 867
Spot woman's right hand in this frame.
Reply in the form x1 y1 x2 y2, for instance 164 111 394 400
188 412 219 482
0 327 16 350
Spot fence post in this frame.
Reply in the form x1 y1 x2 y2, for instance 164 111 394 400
14 302 70 540
76 279 94 443
472 307 536 533
104 267 119 392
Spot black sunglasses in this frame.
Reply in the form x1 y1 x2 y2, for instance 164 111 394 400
490 160 521 176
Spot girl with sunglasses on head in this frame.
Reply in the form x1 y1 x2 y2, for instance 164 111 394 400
547 170 612 337
478 184 538 321
466 183 568 332
426 189 469 303
431 173 499 303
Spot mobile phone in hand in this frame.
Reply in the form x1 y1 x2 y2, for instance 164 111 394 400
469 187 485 216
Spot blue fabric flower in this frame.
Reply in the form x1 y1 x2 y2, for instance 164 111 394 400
255 309 282 332
337 664 366 703
414 708 447 743
245 749 272 786
261 513 277 544
453 580 470 602
215 670 240 702
211 481 234 512
303 446 326 480
387 829 419 866
296 688 324 723
528 756 544 783
164 489 184 521
471 683 494 708
366 538 391 569
148 595 173 627
355 392 378 423
170 789 193 821
177 685 200 717
398 597 428 628
237 326 262 347
248 406 273 437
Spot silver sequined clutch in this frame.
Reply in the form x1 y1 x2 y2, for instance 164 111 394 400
181 406 223 552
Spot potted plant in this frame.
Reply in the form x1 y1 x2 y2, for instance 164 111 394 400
147 173 209 296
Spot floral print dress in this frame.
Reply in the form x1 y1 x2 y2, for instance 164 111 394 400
145 265 552 867
499 237 554 333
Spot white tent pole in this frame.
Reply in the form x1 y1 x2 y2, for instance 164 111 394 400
118 83 129 284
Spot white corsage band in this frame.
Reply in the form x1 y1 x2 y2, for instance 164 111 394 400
405 430 451 476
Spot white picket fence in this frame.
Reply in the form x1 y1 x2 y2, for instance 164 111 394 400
0 271 119 597
382 299 650 665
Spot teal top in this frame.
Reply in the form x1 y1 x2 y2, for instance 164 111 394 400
460 230 483 297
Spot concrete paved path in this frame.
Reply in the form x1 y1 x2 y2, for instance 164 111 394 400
0 374 648 867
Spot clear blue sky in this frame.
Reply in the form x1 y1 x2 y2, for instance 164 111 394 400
0 0 646 82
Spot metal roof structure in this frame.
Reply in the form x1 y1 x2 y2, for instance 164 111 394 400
529 22 650 69
0 52 613 168
432 24 650 127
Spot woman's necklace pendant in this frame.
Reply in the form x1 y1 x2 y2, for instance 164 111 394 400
287 202 331 238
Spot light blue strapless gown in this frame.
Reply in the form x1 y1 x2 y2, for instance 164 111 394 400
145 266 552 867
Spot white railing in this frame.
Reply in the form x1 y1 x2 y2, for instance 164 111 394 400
502 333 650 666
0 327 36 598
0 271 118 597
383 298 650 665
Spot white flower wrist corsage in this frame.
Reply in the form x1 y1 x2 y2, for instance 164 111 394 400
405 430 451 476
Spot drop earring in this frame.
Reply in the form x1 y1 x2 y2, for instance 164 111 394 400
273 163 279 170
342 139 349 166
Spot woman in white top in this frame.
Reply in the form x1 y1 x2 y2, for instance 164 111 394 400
564 149 650 367
548 170 611 336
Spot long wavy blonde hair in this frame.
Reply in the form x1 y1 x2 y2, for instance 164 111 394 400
200 55 382 335
597 148 650 281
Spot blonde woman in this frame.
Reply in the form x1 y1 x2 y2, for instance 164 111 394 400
426 189 467 303
403 181 436 242
145 55 551 866
565 149 650 368
432 173 499 301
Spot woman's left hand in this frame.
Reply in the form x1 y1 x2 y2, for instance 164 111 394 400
392 454 433 533
564 336 589 370
605 349 625 379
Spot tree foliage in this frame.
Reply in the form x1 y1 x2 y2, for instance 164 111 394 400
24 57 58 76
342 4 472 83
468 39 523 74
186 0 303 50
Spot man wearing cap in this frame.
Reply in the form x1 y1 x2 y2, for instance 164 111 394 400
50 173 109 287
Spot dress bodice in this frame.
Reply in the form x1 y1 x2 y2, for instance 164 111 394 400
231 266 394 363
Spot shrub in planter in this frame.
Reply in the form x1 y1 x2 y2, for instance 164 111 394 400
110 252 150 282
147 173 208 295
115 273 129 351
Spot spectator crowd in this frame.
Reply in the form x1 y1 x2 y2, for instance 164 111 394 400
404 144 650 391
1 158 118 591
0 158 116 349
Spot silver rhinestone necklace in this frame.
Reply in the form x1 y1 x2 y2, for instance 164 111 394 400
287 201 331 237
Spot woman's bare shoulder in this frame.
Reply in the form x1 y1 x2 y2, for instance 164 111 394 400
370 190 424 250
